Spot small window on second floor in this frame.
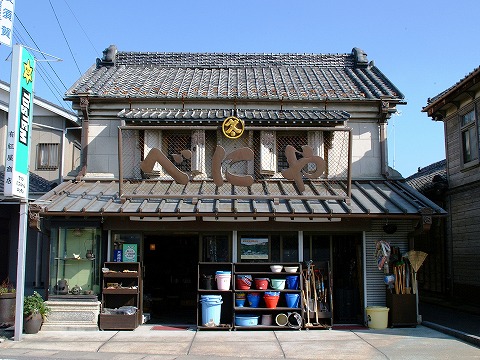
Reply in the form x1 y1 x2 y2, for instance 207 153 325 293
163 132 191 173
460 109 478 165
37 143 60 170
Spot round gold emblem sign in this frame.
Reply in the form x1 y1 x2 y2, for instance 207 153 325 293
222 116 245 139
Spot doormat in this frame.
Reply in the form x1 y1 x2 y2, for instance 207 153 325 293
151 325 192 331
332 325 368 330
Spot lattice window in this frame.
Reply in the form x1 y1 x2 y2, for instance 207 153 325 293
37 143 59 170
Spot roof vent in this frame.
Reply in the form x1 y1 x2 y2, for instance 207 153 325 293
96 45 117 68
352 47 368 68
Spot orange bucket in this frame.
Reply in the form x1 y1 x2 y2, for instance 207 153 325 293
264 295 279 309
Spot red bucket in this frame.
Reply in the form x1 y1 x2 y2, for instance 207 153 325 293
264 295 279 309
254 278 269 290
236 275 252 290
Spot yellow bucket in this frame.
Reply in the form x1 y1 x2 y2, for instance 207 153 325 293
366 306 389 329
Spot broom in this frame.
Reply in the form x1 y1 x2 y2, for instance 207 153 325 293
405 250 427 323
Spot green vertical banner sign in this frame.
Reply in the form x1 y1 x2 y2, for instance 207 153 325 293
4 45 35 198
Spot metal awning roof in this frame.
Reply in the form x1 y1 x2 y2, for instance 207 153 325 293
30 179 446 220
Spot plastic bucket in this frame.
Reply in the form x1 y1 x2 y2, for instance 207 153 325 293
287 312 302 329
247 292 261 307
261 314 273 325
275 313 288 326
236 275 252 290
270 278 286 290
264 295 279 308
285 293 300 308
235 314 259 326
235 298 245 307
215 271 231 290
254 278 269 289
366 306 389 329
285 275 299 290
201 275 213 290
200 295 223 326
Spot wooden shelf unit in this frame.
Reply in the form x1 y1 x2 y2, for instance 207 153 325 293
99 262 142 330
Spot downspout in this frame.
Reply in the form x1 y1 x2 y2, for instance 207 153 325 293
379 121 388 177
76 96 90 180
379 98 391 177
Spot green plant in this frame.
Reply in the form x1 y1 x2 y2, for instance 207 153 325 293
23 291 50 317
0 278 15 295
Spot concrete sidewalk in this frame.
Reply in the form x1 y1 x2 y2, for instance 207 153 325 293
1 324 479 360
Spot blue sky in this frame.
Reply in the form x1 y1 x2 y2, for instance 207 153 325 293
1 0 479 178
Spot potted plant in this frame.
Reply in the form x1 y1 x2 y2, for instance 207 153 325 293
0 278 16 327
23 291 50 334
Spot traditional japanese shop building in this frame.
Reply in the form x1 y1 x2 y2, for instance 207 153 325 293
30 46 446 328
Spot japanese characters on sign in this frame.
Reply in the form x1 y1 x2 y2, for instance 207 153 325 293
0 0 14 47
4 45 35 198
140 144 326 193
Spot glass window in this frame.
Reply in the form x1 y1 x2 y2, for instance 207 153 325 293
460 109 478 165
49 228 101 296
163 131 191 172
112 233 142 262
37 143 60 170
201 234 230 262
276 132 308 172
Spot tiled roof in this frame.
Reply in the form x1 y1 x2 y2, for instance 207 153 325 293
31 179 446 218
405 160 447 194
66 47 404 102
0 171 53 195
425 66 480 106
118 108 349 125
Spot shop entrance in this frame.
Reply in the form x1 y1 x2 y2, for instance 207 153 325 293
305 233 363 325
143 234 198 325
331 235 363 324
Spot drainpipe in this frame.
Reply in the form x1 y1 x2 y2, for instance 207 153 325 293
379 98 391 177
379 121 388 177
77 96 90 180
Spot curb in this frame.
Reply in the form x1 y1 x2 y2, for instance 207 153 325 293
422 321 480 348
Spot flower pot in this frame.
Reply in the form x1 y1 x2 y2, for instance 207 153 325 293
23 313 43 334
0 293 16 326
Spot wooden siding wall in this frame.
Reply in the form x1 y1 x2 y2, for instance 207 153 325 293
448 183 480 295
365 220 413 307
445 99 480 188
444 96 480 299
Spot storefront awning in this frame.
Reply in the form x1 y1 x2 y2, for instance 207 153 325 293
30 179 446 221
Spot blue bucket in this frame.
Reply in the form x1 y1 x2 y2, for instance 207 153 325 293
285 293 300 308
285 275 299 290
235 314 259 326
200 295 223 326
247 293 261 308
235 298 245 307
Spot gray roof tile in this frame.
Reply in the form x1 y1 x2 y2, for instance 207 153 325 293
67 48 404 102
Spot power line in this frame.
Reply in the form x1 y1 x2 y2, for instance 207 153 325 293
63 0 100 58
48 0 82 76
14 15 70 91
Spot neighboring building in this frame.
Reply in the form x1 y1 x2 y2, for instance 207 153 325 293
30 46 446 328
423 66 480 302
406 160 448 296
0 79 81 295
